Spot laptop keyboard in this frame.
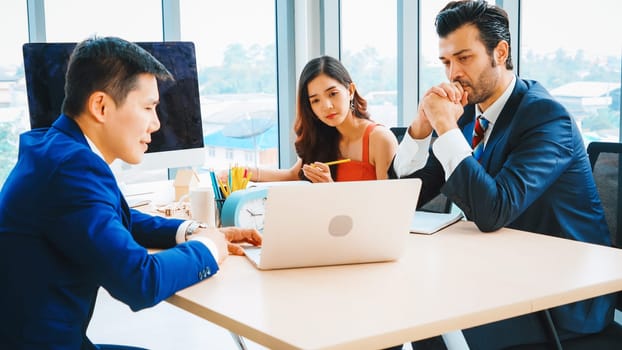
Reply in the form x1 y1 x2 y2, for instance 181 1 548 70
243 246 262 265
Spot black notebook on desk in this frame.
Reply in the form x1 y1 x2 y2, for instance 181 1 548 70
410 211 463 235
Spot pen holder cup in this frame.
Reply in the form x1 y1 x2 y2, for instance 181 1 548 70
215 198 225 227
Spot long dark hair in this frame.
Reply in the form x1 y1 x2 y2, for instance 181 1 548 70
435 0 513 70
293 56 370 180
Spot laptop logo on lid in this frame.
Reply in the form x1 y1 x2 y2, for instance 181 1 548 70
328 215 353 237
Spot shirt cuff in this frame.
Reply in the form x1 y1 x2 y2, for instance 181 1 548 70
432 128 472 180
188 236 220 263
176 220 192 244
176 221 220 262
393 130 432 178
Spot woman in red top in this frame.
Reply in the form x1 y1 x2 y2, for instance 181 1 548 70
251 56 397 183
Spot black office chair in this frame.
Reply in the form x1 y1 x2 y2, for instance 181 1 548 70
510 141 622 350
586 141 622 330
587 141 622 249
390 127 453 214
390 126 408 143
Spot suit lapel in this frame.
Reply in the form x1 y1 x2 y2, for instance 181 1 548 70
478 79 528 167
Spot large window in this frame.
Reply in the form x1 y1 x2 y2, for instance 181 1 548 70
341 0 398 127
0 1 29 185
3 0 621 189
520 0 621 144
180 0 277 171
419 0 452 99
45 0 162 41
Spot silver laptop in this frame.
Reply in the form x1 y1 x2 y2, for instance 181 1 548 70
243 178 421 270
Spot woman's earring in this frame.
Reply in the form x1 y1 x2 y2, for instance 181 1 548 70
350 99 355 111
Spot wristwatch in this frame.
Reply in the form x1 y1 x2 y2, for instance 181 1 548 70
185 221 207 241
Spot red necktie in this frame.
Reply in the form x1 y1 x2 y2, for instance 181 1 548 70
471 116 489 162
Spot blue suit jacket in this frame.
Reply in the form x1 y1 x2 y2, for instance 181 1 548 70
0 115 219 349
393 79 615 334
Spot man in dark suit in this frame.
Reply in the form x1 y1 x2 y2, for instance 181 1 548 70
0 37 261 349
390 1 615 349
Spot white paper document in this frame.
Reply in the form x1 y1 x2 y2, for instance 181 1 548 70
410 211 464 235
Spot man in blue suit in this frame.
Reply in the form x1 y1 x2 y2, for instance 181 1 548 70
389 1 615 349
0 37 261 349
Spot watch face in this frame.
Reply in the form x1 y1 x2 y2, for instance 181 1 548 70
238 197 266 231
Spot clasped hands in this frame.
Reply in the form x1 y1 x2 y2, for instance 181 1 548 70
409 81 469 139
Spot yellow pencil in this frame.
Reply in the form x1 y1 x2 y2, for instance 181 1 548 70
324 158 351 166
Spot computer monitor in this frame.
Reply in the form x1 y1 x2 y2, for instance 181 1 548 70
22 41 205 173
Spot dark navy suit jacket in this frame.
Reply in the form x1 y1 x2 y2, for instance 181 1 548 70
392 79 615 334
0 115 219 349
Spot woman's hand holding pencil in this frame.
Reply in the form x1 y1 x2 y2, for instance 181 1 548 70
323 158 351 166
302 158 351 183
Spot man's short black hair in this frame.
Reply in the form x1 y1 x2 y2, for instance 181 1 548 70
436 0 513 70
62 36 173 117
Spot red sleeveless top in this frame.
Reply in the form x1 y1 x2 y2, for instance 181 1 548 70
335 124 378 181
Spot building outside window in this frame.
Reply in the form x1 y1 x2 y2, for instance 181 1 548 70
245 150 255 163
520 0 621 144
0 1 29 186
45 0 162 42
180 0 277 172
419 0 451 100
341 0 398 127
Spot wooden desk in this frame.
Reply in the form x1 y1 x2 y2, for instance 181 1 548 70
166 221 622 350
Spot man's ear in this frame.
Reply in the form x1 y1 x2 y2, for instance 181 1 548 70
86 91 109 123
494 40 509 67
